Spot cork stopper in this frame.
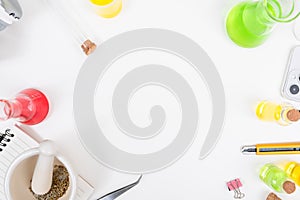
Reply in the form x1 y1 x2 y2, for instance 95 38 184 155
81 39 97 55
283 181 296 194
266 193 281 200
286 109 300 122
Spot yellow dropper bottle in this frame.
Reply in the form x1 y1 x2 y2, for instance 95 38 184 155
285 162 300 186
256 101 300 125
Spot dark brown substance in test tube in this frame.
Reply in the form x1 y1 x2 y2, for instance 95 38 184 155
266 192 281 200
81 39 97 55
286 109 300 122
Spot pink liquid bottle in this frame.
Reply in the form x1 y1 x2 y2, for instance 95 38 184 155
0 88 49 125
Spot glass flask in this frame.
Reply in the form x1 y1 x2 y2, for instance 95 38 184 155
226 0 300 48
0 88 49 125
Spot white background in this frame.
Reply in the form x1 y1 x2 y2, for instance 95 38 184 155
1 0 300 199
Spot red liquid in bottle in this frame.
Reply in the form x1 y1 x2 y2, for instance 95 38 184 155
0 89 49 125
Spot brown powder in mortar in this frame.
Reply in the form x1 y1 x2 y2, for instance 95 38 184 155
29 165 70 200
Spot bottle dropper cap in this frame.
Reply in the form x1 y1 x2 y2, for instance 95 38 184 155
266 192 281 200
286 109 300 122
283 181 296 194
81 39 97 55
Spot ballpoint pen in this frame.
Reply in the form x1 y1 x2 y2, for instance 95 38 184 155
241 142 300 155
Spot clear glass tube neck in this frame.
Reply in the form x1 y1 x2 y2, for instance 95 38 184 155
0 100 11 121
264 0 300 23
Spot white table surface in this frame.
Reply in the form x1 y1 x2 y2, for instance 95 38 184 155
1 0 300 199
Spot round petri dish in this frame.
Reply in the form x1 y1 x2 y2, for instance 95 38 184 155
73 28 226 174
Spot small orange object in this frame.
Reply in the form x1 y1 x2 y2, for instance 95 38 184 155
286 109 300 122
81 39 97 55
266 192 281 200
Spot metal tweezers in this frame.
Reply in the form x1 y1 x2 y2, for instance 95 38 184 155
97 175 142 200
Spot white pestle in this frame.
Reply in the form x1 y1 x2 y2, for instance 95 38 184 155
31 140 56 195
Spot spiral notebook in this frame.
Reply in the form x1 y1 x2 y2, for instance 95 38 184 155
0 124 94 200
0 124 39 199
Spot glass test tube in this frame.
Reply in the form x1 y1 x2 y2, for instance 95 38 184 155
44 0 97 55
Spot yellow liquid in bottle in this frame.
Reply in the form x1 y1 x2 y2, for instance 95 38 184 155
256 101 282 121
90 0 113 6
90 0 122 18
285 162 300 186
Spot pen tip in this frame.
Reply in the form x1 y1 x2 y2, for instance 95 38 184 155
241 145 256 155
